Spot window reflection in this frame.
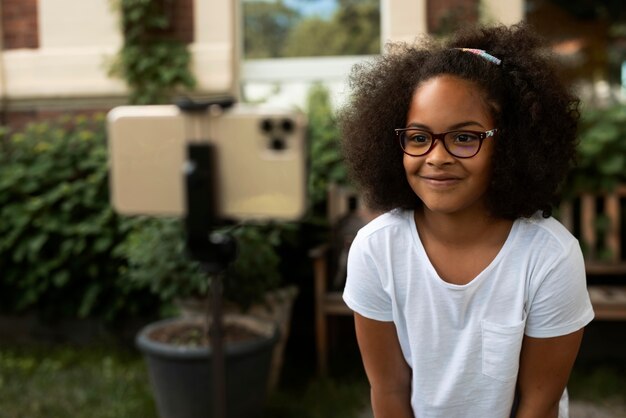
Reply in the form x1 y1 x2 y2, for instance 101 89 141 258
242 0 380 59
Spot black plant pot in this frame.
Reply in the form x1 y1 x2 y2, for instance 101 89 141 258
136 315 279 418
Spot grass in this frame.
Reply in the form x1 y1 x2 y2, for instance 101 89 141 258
1 335 624 418
0 340 368 418
265 377 368 418
0 342 156 418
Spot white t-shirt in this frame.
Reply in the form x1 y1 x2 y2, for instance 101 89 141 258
343 209 595 418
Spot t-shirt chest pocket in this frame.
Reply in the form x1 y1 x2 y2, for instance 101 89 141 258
481 319 526 382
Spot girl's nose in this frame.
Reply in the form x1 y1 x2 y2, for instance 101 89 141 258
425 140 455 166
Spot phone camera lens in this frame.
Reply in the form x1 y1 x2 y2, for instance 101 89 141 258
281 119 294 133
260 119 273 133
270 137 286 151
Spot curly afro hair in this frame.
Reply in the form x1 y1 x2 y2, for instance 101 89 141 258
339 23 580 219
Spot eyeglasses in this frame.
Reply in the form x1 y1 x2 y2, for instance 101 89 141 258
395 128 498 158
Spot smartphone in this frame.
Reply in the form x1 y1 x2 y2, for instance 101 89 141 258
107 103 308 221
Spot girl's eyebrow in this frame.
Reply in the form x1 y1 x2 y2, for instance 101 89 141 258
406 121 486 130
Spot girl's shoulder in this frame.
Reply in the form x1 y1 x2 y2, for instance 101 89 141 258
355 208 412 240
514 211 579 253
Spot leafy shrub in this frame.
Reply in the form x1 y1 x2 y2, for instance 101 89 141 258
109 0 196 104
115 217 208 305
224 222 286 309
565 103 626 196
558 102 626 260
111 41 195 105
0 115 156 321
307 83 348 208
118 217 285 311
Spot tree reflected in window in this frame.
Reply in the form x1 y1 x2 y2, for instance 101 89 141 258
242 0 380 59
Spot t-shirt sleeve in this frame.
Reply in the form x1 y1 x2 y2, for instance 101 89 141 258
342 232 394 322
525 240 595 338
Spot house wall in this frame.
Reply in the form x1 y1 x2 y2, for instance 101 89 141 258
0 0 523 129
0 0 125 128
0 0 238 130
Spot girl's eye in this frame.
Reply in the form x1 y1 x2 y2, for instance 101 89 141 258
453 132 480 143
408 132 430 143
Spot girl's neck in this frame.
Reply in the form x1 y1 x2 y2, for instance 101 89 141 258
415 206 512 248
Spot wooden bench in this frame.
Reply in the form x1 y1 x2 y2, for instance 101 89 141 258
310 184 376 375
559 186 626 320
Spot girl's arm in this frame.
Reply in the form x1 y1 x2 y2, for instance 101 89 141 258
354 312 414 418
514 329 584 418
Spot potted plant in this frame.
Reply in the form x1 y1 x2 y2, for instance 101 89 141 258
118 217 297 418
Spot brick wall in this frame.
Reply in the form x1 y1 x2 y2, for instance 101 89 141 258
427 0 479 35
168 0 194 44
2 0 38 49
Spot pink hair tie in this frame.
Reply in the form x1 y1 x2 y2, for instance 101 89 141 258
456 48 502 65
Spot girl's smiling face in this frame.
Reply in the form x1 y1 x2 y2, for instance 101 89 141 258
403 75 497 217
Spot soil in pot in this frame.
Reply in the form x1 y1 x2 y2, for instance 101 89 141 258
147 322 261 347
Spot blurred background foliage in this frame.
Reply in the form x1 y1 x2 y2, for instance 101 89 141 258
306 83 348 208
0 113 296 322
565 102 626 196
116 216 289 314
109 0 195 104
0 115 155 322
0 80 346 323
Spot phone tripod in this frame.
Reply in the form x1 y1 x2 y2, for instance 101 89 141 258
181 98 236 418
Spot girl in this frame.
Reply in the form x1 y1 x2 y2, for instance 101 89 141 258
340 24 594 418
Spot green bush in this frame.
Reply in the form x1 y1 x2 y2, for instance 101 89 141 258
118 217 286 311
306 83 348 208
565 102 626 196
115 217 208 305
223 223 283 308
0 115 156 321
109 0 196 104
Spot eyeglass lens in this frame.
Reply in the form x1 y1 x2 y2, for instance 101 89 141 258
400 130 482 158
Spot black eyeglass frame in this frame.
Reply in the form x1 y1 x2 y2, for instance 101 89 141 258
394 128 498 158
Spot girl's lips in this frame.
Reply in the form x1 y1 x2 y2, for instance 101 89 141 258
420 176 462 187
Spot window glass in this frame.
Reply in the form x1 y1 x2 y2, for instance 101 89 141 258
242 0 380 59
